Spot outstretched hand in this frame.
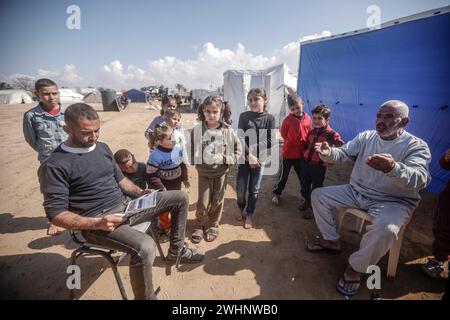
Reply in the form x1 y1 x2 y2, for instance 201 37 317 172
314 141 331 157
365 153 395 173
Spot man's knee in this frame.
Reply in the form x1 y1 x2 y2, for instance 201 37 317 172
163 190 189 207
370 220 401 240
171 189 189 202
135 236 157 262
311 187 325 203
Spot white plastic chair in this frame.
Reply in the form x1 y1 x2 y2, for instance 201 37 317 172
336 208 410 279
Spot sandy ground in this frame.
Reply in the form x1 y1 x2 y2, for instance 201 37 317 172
0 102 446 300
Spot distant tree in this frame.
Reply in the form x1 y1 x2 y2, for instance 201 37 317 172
175 83 187 94
10 75 35 93
217 85 224 95
0 82 13 90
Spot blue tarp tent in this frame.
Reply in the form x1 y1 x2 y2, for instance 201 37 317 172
124 89 147 103
298 6 450 193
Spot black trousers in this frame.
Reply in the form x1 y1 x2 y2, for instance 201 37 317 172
273 159 302 195
300 160 326 204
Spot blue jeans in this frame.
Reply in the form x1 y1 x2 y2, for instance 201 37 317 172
236 164 264 215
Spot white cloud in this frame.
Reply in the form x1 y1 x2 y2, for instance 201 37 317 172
5 31 331 90
37 64 83 86
275 30 332 74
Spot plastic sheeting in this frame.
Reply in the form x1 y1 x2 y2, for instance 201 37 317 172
123 89 147 103
57 89 83 104
298 9 450 193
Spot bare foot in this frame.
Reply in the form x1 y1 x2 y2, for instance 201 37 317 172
235 208 244 221
47 223 65 236
244 215 253 229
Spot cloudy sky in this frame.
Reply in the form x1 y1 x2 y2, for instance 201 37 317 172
1 0 449 90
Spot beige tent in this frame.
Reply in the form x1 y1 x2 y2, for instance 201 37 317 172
83 90 102 103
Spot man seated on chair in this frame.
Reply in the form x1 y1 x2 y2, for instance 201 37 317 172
305 100 431 297
39 103 204 300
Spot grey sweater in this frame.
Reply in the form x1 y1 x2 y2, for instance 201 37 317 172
320 130 431 207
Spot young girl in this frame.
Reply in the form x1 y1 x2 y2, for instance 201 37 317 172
146 125 190 236
144 95 177 139
190 96 241 242
236 88 275 229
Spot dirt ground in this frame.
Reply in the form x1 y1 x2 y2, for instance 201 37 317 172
0 103 446 300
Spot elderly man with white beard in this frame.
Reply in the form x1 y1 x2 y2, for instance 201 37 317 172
305 100 431 297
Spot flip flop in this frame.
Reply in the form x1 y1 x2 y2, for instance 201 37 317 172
336 274 361 297
191 228 203 244
304 240 342 254
205 227 219 242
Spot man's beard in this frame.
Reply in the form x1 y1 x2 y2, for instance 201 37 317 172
376 122 403 138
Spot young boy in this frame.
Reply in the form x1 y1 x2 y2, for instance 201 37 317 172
147 125 190 238
300 104 344 218
114 149 148 190
23 78 68 235
272 93 312 205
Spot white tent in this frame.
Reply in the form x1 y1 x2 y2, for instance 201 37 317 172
223 64 297 127
80 87 98 95
191 89 221 101
0 89 33 104
59 89 84 104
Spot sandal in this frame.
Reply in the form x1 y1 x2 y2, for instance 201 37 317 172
205 227 219 242
305 239 341 254
191 228 203 244
421 258 446 279
336 273 361 297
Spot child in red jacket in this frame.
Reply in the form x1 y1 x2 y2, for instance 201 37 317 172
272 92 312 205
300 104 344 218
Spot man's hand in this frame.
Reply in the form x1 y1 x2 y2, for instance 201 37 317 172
140 188 155 195
95 214 126 232
183 180 190 189
365 153 395 173
314 141 331 157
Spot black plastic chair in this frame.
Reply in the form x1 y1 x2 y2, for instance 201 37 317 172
69 221 165 300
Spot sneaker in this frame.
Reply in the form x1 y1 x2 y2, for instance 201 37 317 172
421 258 446 279
271 194 281 206
167 243 205 263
